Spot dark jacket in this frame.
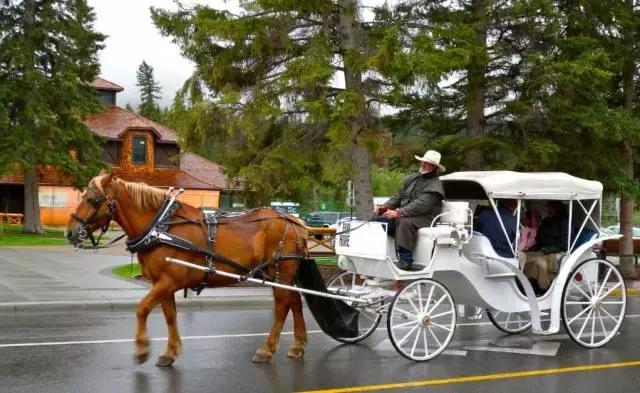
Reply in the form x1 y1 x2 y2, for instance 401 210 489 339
534 215 569 254
384 171 445 222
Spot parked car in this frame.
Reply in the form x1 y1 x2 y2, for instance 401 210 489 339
304 211 354 227
601 224 640 254
604 225 640 237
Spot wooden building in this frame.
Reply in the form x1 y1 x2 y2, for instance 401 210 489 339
0 77 236 226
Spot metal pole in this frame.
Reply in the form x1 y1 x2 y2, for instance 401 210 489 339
567 199 573 253
166 257 370 304
487 197 516 257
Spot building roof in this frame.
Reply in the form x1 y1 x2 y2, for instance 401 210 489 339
84 106 178 142
441 171 603 200
180 153 237 190
111 167 220 190
92 77 124 92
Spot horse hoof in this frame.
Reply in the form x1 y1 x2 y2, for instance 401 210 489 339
155 354 176 367
251 349 273 363
133 351 149 365
287 348 304 359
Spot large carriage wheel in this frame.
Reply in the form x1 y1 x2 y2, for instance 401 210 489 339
387 279 456 361
486 309 532 334
325 271 382 344
562 258 626 348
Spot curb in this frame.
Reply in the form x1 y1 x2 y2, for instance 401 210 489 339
0 296 274 314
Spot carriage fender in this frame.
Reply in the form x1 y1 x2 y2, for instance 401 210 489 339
547 234 622 334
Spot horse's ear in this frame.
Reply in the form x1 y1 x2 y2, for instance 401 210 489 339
101 170 113 187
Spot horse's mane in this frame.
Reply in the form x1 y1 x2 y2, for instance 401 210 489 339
119 179 166 210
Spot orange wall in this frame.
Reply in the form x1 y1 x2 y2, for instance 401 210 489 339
39 186 220 226
178 190 220 209
39 186 81 227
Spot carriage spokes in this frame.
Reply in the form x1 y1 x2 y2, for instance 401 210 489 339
387 279 456 361
562 258 626 348
325 271 383 343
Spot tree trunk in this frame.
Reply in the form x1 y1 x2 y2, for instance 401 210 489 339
464 0 488 170
619 0 636 279
22 162 43 234
338 0 373 219
20 0 43 234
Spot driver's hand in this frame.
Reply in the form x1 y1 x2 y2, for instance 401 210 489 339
382 209 399 219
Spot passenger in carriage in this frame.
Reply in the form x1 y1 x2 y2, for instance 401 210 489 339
374 150 446 270
519 201 569 294
474 199 518 258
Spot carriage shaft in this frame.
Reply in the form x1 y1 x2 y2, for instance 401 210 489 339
165 257 370 304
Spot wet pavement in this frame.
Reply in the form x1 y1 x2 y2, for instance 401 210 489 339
0 247 272 311
2 299 640 393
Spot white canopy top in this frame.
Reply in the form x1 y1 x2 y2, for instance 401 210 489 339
440 171 603 200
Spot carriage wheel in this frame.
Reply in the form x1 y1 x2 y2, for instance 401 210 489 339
325 271 382 344
562 258 626 348
387 279 456 361
486 309 532 334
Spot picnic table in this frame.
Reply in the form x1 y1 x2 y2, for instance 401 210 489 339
0 213 24 225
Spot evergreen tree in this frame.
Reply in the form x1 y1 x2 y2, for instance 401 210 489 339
152 0 396 217
135 60 162 122
0 0 106 233
376 0 515 171
124 102 135 113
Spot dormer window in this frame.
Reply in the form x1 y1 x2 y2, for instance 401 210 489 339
132 136 147 164
99 90 116 106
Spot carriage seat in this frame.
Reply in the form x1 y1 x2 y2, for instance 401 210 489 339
464 232 518 276
417 201 471 244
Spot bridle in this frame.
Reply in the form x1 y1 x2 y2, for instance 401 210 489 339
70 180 120 248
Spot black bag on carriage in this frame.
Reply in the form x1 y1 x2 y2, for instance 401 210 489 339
295 259 359 338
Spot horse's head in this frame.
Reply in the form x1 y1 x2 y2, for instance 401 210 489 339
66 172 119 246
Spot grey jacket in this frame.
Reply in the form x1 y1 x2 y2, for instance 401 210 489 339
384 171 445 220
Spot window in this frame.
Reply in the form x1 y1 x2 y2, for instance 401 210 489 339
132 136 146 164
99 91 115 106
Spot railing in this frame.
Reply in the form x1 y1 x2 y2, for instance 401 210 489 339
306 227 336 256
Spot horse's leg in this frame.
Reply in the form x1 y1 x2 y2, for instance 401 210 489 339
134 279 173 364
286 291 307 359
156 293 182 367
252 287 291 363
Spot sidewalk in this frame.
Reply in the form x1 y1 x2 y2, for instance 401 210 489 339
0 247 273 313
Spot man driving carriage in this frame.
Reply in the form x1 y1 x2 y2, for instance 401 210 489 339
375 150 446 270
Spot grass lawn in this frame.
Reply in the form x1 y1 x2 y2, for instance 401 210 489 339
0 224 70 246
112 263 142 279
314 255 337 266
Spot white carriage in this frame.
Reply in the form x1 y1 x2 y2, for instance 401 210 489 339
330 171 627 361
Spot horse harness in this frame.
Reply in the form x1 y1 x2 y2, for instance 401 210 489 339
125 196 306 294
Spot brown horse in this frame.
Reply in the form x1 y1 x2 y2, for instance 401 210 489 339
66 173 309 366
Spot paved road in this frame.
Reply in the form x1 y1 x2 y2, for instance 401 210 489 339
0 247 272 311
2 299 640 393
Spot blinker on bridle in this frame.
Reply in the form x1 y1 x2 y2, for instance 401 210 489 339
70 181 119 248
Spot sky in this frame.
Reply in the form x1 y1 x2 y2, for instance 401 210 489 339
87 0 387 110
87 0 238 109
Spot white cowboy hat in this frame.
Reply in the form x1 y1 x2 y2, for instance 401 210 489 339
414 150 446 172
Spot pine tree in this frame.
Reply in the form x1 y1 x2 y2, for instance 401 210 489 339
0 0 106 233
135 60 162 122
152 1 398 217
124 103 135 113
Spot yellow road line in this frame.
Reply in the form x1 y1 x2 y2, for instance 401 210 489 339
611 288 640 296
297 360 640 393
